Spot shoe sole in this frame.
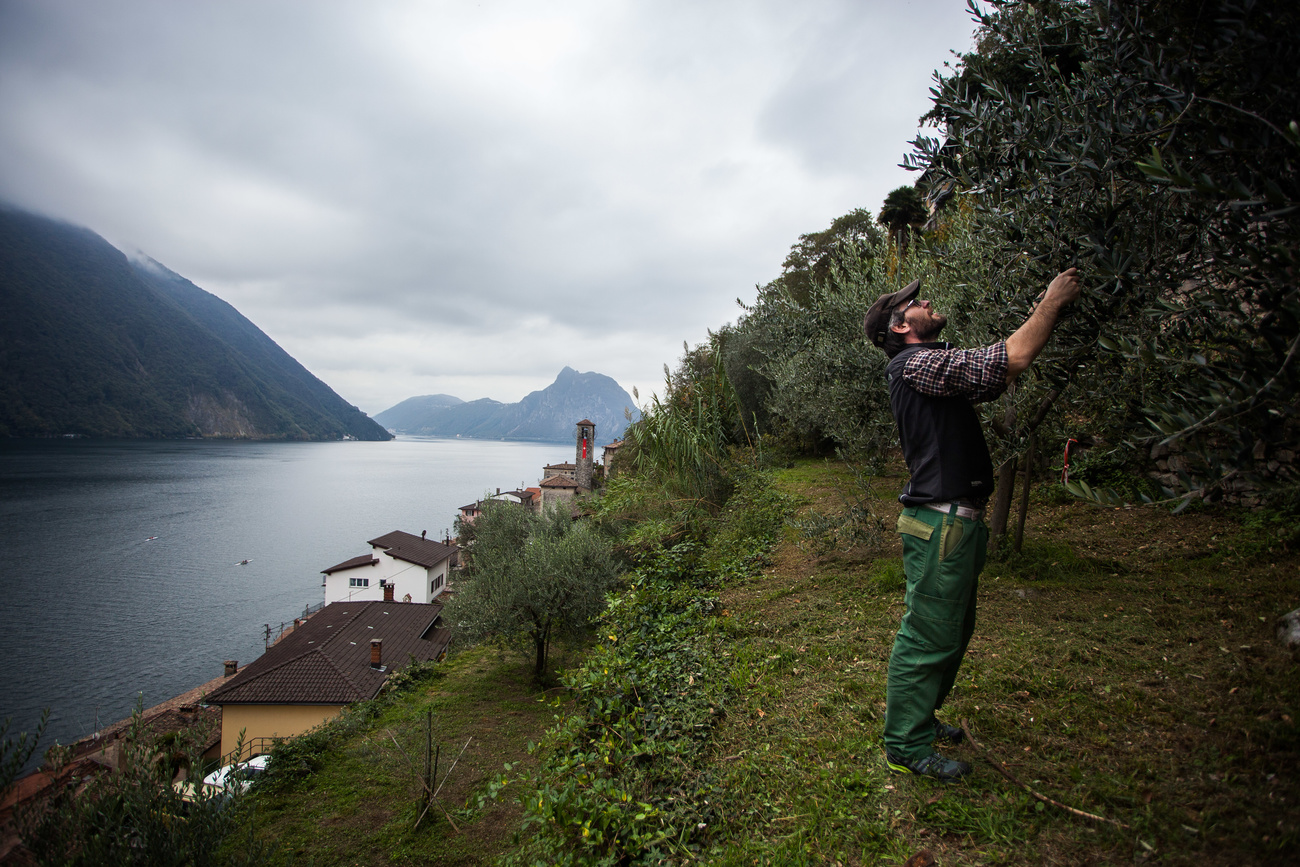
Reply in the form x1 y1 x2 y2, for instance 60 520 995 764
885 757 913 775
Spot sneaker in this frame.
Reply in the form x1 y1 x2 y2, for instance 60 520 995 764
932 719 964 745
885 749 971 782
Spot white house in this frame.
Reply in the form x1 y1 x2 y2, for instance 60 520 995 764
321 531 458 605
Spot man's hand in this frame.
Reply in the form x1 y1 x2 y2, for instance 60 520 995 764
1041 267 1081 310
1005 267 1082 383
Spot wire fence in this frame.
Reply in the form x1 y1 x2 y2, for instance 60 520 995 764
263 600 327 647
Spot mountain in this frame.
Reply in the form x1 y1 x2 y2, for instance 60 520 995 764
375 368 640 443
0 207 390 441
370 394 464 433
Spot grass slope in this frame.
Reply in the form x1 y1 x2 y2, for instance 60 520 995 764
242 647 571 866
238 458 1298 865
704 460 1298 866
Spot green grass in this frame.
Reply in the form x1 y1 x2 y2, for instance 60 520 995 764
238 647 568 866
233 458 1299 865
701 460 1299 865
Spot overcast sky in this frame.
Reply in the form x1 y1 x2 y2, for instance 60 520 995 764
0 0 978 415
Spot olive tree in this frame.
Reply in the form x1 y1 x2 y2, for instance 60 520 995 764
907 0 1299 512
446 503 620 682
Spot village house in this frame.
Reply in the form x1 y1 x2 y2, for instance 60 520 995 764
457 488 539 525
538 474 581 510
204 600 451 761
321 531 458 605
602 439 624 477
542 461 577 480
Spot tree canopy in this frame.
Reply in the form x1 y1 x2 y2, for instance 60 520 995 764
907 0 1299 504
445 503 620 681
877 185 928 257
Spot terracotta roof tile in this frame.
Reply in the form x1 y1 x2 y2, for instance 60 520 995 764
367 531 459 569
205 601 450 706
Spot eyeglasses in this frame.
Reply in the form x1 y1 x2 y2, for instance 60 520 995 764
900 298 921 312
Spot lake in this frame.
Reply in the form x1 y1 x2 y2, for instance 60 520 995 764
0 436 570 764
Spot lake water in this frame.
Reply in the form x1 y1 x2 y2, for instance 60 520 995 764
0 436 568 764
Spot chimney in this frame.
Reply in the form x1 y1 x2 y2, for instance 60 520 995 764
421 530 427 540
371 639 383 669
223 660 238 677
383 583 394 602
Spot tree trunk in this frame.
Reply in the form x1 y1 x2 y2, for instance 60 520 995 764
533 617 552 683
988 387 1062 556
1013 431 1037 554
987 456 1018 556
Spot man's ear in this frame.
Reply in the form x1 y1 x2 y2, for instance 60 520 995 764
890 319 910 335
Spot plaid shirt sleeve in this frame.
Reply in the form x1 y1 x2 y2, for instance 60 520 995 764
900 341 1009 403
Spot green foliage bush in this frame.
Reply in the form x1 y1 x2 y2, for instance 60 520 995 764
14 701 271 866
489 469 790 865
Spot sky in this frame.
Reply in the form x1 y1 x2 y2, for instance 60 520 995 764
0 0 979 416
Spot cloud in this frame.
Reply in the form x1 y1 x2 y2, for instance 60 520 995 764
0 0 977 413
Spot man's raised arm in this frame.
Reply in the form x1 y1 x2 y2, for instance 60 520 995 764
1004 268 1081 383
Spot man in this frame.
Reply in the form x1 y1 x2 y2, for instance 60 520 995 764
862 268 1080 781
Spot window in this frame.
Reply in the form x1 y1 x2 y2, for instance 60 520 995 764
431 574 443 593
349 577 369 588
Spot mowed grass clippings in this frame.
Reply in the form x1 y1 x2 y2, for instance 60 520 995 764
704 459 1299 866
243 646 567 867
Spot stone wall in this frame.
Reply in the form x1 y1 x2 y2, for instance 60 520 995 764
1149 438 1297 509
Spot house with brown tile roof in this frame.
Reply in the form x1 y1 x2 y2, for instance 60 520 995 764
602 439 624 477
205 600 450 759
322 530 458 605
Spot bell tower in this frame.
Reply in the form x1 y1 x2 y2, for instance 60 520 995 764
575 419 595 491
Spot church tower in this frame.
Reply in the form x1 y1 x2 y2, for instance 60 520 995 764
575 419 595 491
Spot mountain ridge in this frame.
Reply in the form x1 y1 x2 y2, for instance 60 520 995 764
0 207 391 441
375 367 640 443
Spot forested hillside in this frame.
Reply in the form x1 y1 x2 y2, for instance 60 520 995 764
0 208 390 441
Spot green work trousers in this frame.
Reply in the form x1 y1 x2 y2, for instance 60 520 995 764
883 504 988 760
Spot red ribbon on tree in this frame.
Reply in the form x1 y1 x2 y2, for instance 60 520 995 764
1061 438 1078 483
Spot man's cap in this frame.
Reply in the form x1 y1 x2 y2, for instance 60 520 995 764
863 278 921 348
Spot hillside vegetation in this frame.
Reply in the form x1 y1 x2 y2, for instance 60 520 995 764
230 458 1297 866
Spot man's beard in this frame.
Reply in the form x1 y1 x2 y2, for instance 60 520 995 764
914 314 947 342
